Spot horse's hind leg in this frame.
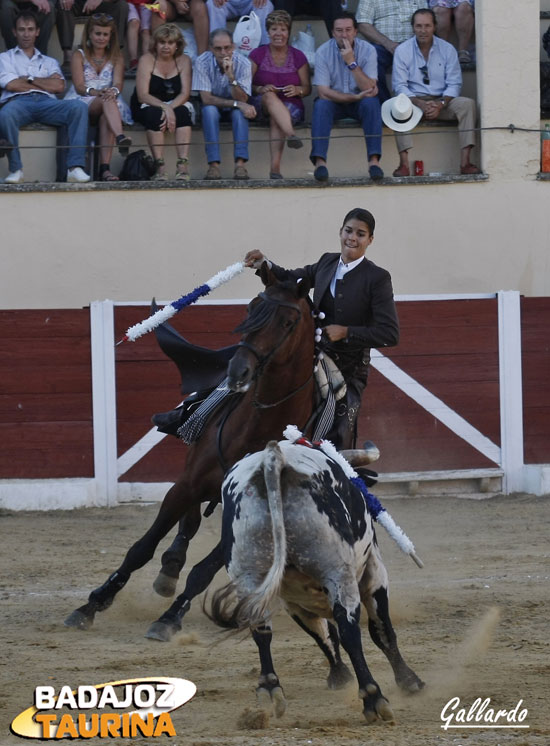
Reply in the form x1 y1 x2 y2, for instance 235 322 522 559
359 546 425 694
146 541 225 642
64 479 191 630
252 622 287 719
153 505 202 597
286 604 353 689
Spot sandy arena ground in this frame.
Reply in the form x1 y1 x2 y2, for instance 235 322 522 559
1 492 549 746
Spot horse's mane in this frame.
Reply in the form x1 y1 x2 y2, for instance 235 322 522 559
234 281 312 336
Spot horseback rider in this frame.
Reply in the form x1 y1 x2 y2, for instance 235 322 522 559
243 207 399 449
153 207 399 450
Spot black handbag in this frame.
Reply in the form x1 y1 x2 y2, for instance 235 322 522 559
119 149 156 181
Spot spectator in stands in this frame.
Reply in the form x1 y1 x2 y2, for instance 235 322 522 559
249 9 311 179
243 206 400 449
64 14 132 181
272 0 341 37
0 11 90 183
192 28 256 180
205 0 273 47
56 0 128 73
130 23 193 180
429 0 474 65
152 0 209 55
356 0 427 104
310 11 383 183
0 0 55 54
389 7 479 175
126 1 152 76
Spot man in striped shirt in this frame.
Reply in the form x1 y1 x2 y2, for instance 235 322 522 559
356 0 427 103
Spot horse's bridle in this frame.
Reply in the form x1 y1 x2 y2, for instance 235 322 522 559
235 291 314 409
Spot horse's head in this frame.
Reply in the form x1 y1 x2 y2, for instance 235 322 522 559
227 266 314 394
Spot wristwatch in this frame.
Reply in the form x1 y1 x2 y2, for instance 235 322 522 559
233 100 238 108
86 86 94 95
231 79 239 87
27 75 34 83
347 61 358 71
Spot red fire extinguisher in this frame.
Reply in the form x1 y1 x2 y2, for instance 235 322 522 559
542 123 550 173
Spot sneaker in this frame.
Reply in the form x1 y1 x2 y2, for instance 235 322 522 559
286 134 303 149
204 162 221 180
233 164 249 180
368 164 384 181
313 164 329 182
4 169 23 184
67 166 90 183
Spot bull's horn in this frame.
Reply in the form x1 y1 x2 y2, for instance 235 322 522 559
340 445 380 466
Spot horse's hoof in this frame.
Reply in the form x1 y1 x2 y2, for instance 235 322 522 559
327 662 354 690
145 620 180 642
64 609 93 630
153 572 178 597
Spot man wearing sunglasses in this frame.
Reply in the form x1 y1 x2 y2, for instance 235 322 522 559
390 7 479 175
56 2 127 72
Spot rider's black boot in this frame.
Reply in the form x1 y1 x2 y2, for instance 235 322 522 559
152 407 184 436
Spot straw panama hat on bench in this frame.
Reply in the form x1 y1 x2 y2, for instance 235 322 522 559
382 93 423 132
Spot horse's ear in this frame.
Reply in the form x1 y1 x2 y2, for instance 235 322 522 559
296 277 311 298
259 261 277 286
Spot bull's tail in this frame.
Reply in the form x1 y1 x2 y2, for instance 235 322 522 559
209 441 287 630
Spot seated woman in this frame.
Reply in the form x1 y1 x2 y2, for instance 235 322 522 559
131 23 193 180
249 9 311 179
65 13 133 182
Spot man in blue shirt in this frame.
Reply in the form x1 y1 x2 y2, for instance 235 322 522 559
390 7 479 175
192 28 257 180
310 11 384 183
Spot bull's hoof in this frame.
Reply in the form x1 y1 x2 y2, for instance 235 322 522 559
361 684 395 724
153 572 178 597
144 620 180 642
256 686 286 718
327 661 354 690
64 609 94 630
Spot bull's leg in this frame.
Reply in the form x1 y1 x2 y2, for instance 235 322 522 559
64 480 192 630
252 623 287 718
286 604 353 689
146 542 225 642
332 600 395 724
360 547 425 694
153 504 202 597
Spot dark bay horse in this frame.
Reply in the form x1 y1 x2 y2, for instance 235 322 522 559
65 265 319 639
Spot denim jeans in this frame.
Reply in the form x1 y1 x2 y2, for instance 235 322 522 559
201 105 250 164
373 43 393 104
0 93 89 172
310 97 383 164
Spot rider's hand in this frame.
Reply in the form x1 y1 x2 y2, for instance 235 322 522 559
244 249 265 268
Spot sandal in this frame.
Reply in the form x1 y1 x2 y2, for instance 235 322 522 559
458 49 472 65
116 133 132 156
100 169 119 182
152 158 167 181
176 156 190 181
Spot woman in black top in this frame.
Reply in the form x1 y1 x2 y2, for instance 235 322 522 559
131 23 193 180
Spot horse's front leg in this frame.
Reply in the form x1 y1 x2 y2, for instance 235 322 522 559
64 479 190 630
146 541 225 642
153 504 203 597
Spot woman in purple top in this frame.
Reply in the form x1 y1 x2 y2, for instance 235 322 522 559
249 10 311 179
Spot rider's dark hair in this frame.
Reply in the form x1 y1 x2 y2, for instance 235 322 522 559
341 208 375 236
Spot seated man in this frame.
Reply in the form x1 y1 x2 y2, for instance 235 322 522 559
205 0 273 46
0 12 90 184
390 7 479 175
310 11 384 183
192 28 256 180
356 0 428 104
429 0 474 65
56 0 128 72
0 0 55 55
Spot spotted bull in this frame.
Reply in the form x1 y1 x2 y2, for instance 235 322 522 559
209 440 424 724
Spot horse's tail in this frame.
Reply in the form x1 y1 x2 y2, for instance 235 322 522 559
209 441 287 631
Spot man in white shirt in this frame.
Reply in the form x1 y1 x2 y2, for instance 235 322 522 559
0 12 90 183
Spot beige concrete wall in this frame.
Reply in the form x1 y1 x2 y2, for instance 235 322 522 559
1 178 549 309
